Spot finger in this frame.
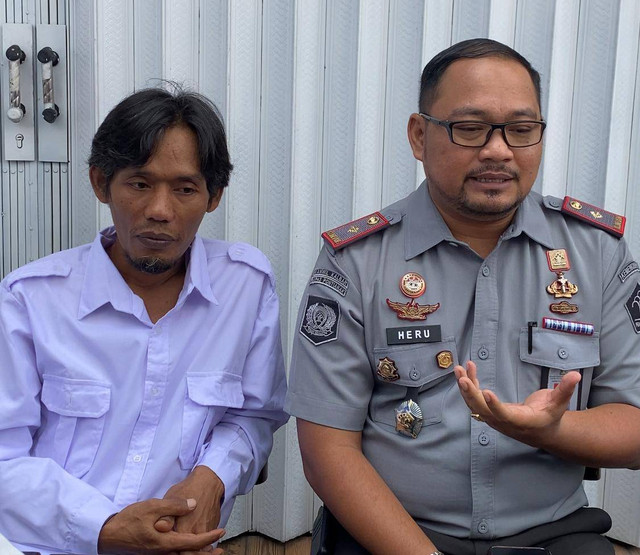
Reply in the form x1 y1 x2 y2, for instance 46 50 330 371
550 371 581 407
167 529 225 552
152 497 198 518
155 515 175 532
466 360 481 389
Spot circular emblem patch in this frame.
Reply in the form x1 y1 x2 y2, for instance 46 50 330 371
400 272 426 299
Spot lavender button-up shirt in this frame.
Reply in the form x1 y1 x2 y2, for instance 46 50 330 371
0 227 288 554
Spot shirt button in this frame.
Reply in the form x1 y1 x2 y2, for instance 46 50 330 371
558 348 568 359
410 369 420 381
151 387 159 396
478 347 489 360
481 266 490 277
133 455 142 463
478 520 489 534
478 433 490 446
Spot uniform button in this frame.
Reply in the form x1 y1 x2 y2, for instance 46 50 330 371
558 348 568 359
478 520 489 534
410 369 420 381
549 198 560 208
478 347 489 360
478 432 490 446
133 455 142 463
481 266 490 277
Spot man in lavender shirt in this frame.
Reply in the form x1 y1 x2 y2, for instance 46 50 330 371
0 88 288 554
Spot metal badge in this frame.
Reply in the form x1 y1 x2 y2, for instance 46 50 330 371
546 249 570 272
387 272 439 321
367 215 380 225
550 300 579 314
377 357 400 382
436 350 453 369
546 272 579 298
400 272 426 298
570 200 582 210
395 399 423 438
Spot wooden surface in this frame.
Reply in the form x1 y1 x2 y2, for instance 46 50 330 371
221 533 640 554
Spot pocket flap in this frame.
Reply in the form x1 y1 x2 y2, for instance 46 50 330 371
186 372 244 408
519 328 600 371
41 375 111 418
373 340 458 387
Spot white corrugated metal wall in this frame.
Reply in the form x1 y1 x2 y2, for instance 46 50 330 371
1 0 639 545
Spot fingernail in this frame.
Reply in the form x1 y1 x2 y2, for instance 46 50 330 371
187 498 197 510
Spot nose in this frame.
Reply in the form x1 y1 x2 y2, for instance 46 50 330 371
144 186 175 222
478 128 514 162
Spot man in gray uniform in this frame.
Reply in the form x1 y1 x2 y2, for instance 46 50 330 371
286 39 640 555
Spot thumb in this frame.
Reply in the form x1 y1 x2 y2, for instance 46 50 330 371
552 371 581 406
154 497 198 521
154 514 175 533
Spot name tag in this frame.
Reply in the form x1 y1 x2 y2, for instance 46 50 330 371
386 325 441 345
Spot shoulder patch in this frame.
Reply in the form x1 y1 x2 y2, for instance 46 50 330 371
4 261 71 289
561 196 625 238
322 212 389 250
227 243 273 281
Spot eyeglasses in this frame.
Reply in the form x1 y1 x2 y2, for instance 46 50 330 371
419 113 546 148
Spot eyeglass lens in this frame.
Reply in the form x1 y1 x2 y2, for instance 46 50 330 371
451 122 543 147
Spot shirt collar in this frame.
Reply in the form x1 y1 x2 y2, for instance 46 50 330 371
403 184 555 259
78 228 216 320
403 181 457 260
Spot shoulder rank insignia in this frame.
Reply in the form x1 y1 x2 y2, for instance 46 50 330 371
561 197 625 238
322 212 389 250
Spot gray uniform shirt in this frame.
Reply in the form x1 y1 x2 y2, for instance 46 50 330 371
286 182 640 539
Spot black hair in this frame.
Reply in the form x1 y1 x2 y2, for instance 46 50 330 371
419 38 541 113
88 86 232 200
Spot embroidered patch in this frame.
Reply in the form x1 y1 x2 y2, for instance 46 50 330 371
619 261 639 284
310 268 349 297
625 283 640 334
300 295 340 345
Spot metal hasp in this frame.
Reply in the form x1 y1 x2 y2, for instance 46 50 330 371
1 24 35 161
37 46 60 123
36 25 68 162
5 44 26 123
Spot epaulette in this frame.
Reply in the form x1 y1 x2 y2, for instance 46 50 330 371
322 212 390 250
227 242 274 284
560 196 625 238
3 261 71 289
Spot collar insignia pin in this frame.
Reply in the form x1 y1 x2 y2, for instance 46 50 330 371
377 357 400 381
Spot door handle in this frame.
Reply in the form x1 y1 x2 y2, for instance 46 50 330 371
5 44 26 123
37 46 60 123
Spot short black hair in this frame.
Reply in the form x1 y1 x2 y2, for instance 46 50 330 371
419 38 541 113
89 86 232 200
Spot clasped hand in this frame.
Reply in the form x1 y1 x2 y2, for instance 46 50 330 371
455 360 581 445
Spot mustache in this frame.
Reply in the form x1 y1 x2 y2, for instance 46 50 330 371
466 165 519 179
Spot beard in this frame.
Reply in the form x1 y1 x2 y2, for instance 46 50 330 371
124 252 175 274
427 165 525 221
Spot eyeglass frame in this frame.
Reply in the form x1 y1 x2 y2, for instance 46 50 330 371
418 112 546 148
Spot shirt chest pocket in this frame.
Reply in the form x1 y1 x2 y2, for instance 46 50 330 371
39 375 111 478
371 340 458 429
518 328 600 408
179 371 245 470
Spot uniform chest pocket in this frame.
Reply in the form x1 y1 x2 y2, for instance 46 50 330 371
518 328 600 407
371 340 458 429
39 375 111 478
179 371 245 470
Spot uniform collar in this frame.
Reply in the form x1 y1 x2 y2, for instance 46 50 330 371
402 184 555 260
403 181 458 260
78 227 216 320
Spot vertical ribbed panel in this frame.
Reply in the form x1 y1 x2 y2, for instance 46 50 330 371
163 0 198 87
625 37 640 262
453 0 490 42
134 0 162 89
541 0 580 197
321 0 359 230
226 0 261 245
381 0 422 207
198 0 228 241
605 0 640 214
567 0 620 205
488 0 517 46
353 0 388 215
